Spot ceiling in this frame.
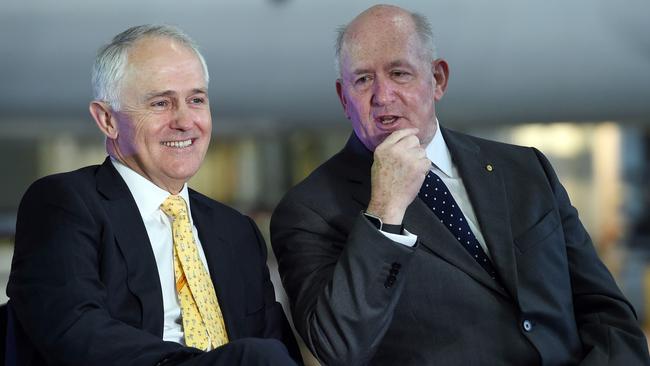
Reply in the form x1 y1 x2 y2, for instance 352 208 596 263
1 0 649 132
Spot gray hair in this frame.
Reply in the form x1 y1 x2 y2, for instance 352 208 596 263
91 24 209 110
334 11 436 75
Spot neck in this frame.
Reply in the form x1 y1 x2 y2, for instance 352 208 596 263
108 147 185 194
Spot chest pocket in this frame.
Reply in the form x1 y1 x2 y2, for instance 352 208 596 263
514 209 561 253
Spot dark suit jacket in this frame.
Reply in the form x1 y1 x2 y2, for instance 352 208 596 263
271 129 650 366
7 157 300 366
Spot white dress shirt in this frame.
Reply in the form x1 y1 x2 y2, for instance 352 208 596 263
111 158 212 345
381 120 491 258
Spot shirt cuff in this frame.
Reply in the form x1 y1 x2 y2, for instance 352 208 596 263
379 228 417 247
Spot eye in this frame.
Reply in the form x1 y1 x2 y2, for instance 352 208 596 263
354 75 371 85
354 75 373 86
150 100 170 109
391 70 412 82
190 97 206 104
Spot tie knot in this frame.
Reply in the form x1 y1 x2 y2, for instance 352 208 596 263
161 195 188 218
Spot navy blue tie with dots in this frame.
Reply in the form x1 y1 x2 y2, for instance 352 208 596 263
418 171 498 280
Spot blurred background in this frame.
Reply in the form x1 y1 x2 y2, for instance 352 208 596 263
1 0 649 363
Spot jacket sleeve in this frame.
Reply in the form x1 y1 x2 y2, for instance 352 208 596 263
7 177 188 366
533 148 650 365
271 199 416 366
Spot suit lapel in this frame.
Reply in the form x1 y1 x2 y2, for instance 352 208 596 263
190 193 243 340
95 157 164 335
404 199 508 296
443 129 519 301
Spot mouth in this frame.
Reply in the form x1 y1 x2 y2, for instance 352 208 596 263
374 115 400 127
161 139 194 148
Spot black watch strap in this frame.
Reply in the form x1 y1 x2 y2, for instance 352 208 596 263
381 223 403 234
363 212 403 234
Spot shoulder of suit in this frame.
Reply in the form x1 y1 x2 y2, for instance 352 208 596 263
443 127 532 153
281 148 349 197
444 127 552 179
18 164 103 213
26 164 101 195
188 188 248 219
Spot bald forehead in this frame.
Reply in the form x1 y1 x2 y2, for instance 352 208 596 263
341 6 419 59
349 4 414 31
128 36 192 64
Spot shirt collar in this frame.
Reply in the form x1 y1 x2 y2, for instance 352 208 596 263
110 158 193 223
425 119 454 178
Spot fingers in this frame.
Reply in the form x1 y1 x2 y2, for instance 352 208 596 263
418 156 432 176
411 145 427 160
368 127 432 224
380 128 420 146
376 130 421 160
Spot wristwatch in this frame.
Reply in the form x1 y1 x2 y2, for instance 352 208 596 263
363 211 403 234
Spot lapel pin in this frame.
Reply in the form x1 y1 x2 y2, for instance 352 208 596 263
486 164 494 172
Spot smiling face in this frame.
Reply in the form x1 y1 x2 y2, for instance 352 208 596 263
93 36 211 193
336 6 448 151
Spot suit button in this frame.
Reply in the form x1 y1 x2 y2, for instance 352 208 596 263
392 262 401 270
522 319 533 332
384 275 397 288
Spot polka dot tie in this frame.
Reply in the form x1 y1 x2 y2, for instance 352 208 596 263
161 195 229 350
418 171 498 279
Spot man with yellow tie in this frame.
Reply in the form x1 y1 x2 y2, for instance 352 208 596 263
7 25 301 366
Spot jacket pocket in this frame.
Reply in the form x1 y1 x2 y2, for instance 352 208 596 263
514 209 560 253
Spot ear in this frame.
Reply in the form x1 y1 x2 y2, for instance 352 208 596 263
89 101 119 139
431 58 449 101
335 78 351 120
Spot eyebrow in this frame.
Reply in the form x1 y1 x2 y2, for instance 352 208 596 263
350 60 414 76
143 90 175 101
143 88 208 100
351 68 373 76
387 60 413 69
191 88 208 95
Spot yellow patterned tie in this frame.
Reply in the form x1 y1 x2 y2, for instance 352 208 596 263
161 195 229 350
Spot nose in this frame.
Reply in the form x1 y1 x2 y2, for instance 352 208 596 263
171 104 193 130
371 76 396 106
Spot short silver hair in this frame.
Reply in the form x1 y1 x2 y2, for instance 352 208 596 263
334 11 436 76
91 24 209 110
